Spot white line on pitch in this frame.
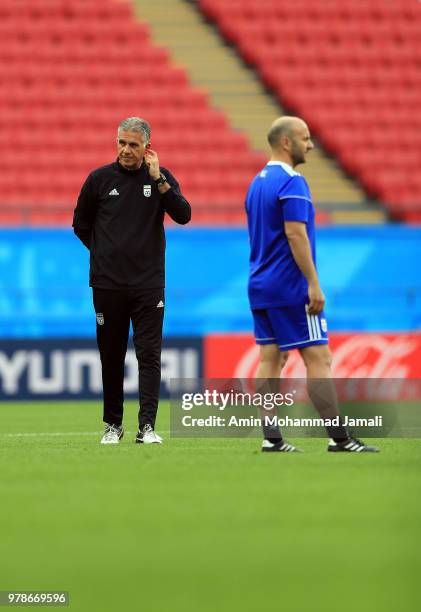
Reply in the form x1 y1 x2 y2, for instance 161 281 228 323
2 432 104 438
1 430 171 438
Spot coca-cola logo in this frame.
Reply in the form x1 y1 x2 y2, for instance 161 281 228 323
234 334 421 379
331 335 419 378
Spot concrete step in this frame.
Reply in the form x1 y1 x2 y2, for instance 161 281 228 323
330 210 386 223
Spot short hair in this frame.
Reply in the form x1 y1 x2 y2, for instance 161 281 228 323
267 123 292 148
267 117 300 148
117 117 151 144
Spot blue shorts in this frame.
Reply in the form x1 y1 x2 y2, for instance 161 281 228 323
252 304 329 351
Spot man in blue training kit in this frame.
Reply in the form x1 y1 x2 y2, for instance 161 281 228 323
246 116 379 453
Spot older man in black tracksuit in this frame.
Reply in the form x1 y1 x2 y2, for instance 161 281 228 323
73 117 191 445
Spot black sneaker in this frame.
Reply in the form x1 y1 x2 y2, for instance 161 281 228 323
262 439 303 452
100 423 124 444
135 424 163 445
328 438 380 452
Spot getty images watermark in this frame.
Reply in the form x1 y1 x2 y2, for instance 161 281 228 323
180 388 382 429
170 378 421 438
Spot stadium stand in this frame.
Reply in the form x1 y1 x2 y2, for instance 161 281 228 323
137 0 384 224
199 0 421 222
0 0 267 225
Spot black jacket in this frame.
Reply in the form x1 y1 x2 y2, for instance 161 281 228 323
72 160 191 289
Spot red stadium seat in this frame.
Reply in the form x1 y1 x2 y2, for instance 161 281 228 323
199 0 421 220
0 0 264 225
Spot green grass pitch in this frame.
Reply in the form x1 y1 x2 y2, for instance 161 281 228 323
0 401 420 612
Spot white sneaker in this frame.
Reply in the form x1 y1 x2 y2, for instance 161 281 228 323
135 424 163 444
101 424 124 444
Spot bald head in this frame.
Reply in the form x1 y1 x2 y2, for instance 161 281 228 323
267 116 308 149
267 116 314 167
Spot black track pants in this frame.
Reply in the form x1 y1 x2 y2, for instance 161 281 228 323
92 287 164 429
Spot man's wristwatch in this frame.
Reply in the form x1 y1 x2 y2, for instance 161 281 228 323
154 173 167 187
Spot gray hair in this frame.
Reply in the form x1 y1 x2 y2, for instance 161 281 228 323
117 117 151 144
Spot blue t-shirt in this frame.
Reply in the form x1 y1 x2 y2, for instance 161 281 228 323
246 161 316 308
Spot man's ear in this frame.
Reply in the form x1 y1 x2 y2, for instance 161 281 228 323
282 135 291 151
